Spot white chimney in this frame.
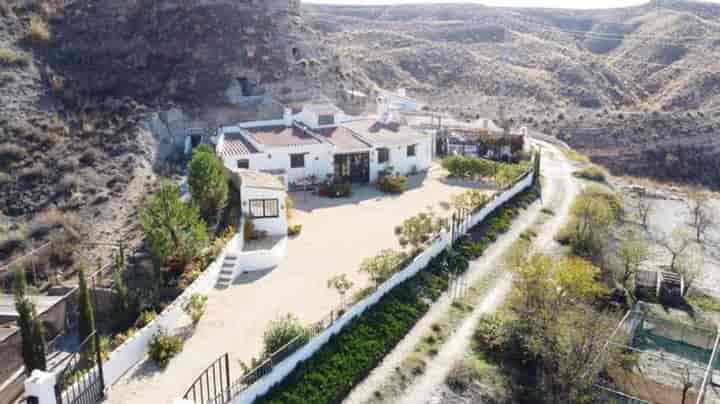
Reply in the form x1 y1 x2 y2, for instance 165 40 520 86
283 107 293 126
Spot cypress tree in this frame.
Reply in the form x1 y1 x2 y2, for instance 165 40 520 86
13 266 46 374
77 266 96 356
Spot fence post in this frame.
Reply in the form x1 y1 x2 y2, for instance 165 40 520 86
24 370 58 404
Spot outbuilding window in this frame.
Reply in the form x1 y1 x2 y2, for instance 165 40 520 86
249 199 279 218
290 153 305 168
378 148 390 164
407 144 417 157
318 114 335 126
237 159 250 169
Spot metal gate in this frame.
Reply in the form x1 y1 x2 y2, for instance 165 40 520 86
184 353 232 404
54 331 105 404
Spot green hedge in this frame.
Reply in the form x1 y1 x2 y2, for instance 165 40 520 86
255 185 540 404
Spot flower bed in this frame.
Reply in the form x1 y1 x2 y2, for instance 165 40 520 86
252 184 540 404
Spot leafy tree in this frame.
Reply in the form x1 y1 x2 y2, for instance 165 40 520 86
140 183 208 264
505 253 614 403
613 228 650 293
13 266 46 374
359 250 407 286
188 145 229 219
112 269 135 331
326 274 354 306
561 186 623 259
262 314 308 356
77 266 96 357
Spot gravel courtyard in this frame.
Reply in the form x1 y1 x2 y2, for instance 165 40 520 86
104 164 495 404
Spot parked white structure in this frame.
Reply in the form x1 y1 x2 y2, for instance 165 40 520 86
216 103 433 186
377 88 424 113
228 169 288 237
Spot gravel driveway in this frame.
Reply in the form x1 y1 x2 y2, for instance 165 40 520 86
104 164 494 404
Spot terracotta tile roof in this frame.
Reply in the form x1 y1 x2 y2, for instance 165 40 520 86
220 132 258 157
246 125 321 147
316 126 372 152
341 119 428 147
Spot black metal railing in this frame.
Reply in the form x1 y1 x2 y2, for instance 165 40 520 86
183 353 231 404
54 331 104 404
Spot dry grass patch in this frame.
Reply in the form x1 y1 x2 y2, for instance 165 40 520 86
0 47 30 66
28 16 51 44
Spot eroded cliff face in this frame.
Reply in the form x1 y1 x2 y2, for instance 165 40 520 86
47 0 308 105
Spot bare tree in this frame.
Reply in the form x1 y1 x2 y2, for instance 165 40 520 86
676 244 704 294
680 365 693 404
655 228 694 271
636 192 654 230
687 190 715 243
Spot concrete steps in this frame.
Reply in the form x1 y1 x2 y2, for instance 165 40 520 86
215 254 238 289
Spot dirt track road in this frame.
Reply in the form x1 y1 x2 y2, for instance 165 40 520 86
344 141 578 404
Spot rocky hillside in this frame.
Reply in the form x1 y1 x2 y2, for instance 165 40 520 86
0 0 359 269
304 0 720 188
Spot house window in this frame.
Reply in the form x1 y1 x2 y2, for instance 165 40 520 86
378 148 390 164
318 114 335 126
237 159 250 169
407 144 417 157
249 199 279 218
290 153 305 168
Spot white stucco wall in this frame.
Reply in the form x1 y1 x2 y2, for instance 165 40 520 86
369 136 433 182
241 186 288 237
224 142 334 186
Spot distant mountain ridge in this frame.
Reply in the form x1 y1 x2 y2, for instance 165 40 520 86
303 0 720 188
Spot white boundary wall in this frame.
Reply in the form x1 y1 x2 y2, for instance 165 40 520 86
230 169 535 404
235 237 287 273
58 234 241 397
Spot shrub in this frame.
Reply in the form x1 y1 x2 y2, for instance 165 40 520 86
262 314 309 356
394 208 447 252
318 181 351 198
148 330 182 368
112 327 137 347
359 249 407 286
450 190 489 212
287 224 302 236
0 47 30 66
441 155 495 178
28 16 50 43
135 310 157 328
573 165 607 182
377 174 407 194
183 294 208 326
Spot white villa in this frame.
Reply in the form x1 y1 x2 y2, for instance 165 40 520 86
215 101 433 187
